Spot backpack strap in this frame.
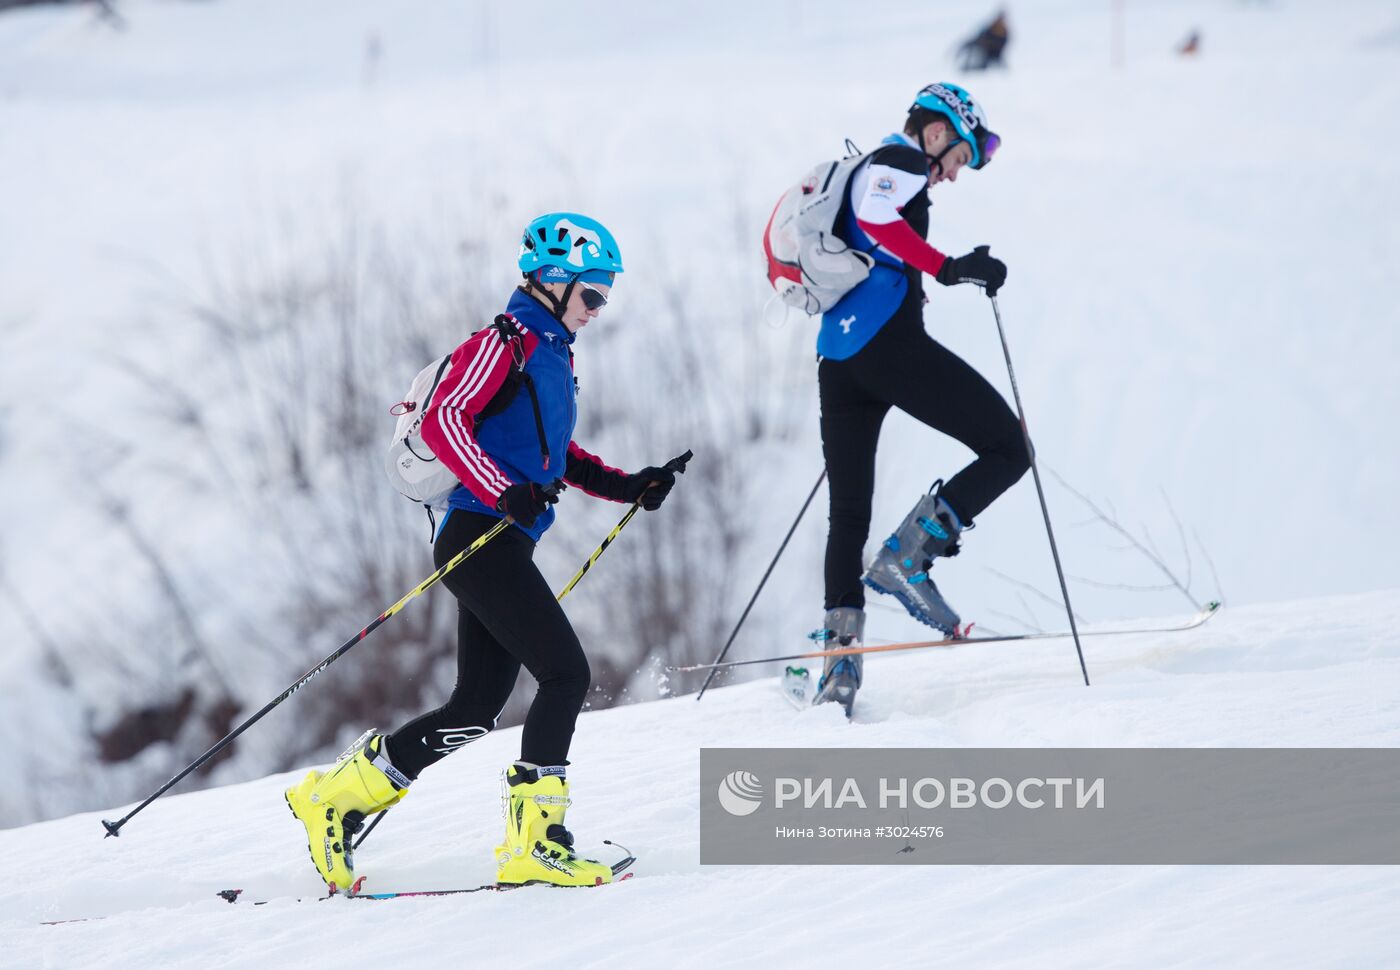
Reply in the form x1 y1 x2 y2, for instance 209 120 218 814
479 313 553 472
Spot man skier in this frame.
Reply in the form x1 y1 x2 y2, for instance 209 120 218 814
286 213 679 891
812 83 1028 712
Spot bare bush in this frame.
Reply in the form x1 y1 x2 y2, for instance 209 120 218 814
61 209 494 785
978 472 1223 635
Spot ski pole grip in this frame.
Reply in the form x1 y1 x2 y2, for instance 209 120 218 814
665 449 694 475
973 245 1000 298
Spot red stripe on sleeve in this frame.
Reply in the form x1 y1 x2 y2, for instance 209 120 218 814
857 217 947 277
419 327 535 508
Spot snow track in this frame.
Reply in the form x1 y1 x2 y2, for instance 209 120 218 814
9 591 1400 967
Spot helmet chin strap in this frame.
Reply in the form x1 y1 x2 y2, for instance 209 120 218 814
524 272 578 321
926 142 964 179
917 127 965 179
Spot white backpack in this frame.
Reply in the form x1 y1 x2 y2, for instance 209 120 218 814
385 353 458 511
763 145 875 315
385 317 538 517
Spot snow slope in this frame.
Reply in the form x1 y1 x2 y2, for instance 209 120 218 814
6 589 1400 968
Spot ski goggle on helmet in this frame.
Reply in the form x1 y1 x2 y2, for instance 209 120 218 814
518 212 624 290
910 83 1000 170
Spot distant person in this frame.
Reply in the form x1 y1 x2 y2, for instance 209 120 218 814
363 29 383 86
1178 30 1201 57
957 10 1010 71
286 213 680 893
803 84 1024 714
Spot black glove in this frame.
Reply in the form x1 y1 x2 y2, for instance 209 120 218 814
621 466 677 511
935 245 1007 297
496 481 559 528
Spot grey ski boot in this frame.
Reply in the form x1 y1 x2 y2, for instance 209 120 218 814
812 606 866 717
862 485 965 635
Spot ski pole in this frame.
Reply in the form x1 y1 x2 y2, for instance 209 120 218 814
355 454 693 853
696 468 827 701
984 279 1090 686
555 449 693 602
352 807 389 849
100 504 530 838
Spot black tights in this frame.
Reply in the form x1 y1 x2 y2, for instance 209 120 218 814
385 512 590 777
820 299 1030 610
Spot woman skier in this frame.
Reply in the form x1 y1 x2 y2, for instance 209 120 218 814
287 213 679 891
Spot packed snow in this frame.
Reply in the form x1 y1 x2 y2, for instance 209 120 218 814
7 589 1400 966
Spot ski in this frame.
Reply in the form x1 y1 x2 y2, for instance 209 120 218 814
669 601 1222 674
219 853 636 907
41 854 635 924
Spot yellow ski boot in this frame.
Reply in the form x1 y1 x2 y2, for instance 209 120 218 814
285 730 410 893
495 763 614 887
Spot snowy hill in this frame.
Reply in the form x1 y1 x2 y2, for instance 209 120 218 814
8 589 1400 967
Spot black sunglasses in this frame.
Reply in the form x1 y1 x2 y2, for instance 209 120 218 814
578 281 609 311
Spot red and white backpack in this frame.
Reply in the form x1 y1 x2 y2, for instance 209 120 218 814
762 145 875 315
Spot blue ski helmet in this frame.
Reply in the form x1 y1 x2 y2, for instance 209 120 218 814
518 212 624 285
910 83 1000 170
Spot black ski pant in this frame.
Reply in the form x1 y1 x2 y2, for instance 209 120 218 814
819 296 1030 610
385 511 590 777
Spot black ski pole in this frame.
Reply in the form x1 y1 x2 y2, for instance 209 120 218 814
100 501 535 838
985 279 1090 686
696 468 826 701
352 807 389 849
